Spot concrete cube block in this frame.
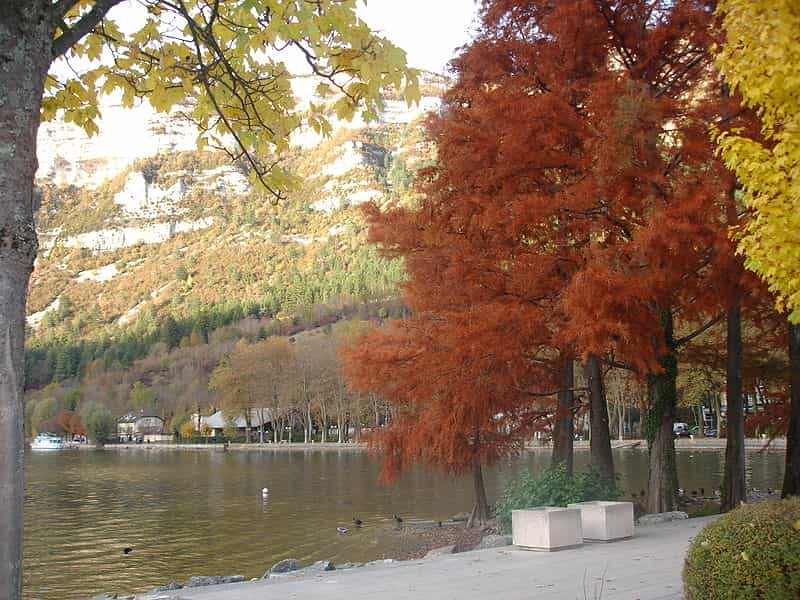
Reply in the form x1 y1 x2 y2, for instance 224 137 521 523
567 501 634 542
511 507 583 551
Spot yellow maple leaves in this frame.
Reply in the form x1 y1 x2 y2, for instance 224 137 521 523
716 0 800 322
45 0 419 200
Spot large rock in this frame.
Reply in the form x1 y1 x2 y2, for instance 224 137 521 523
150 583 183 593
425 544 457 558
266 560 336 579
183 575 245 588
305 560 336 573
265 558 303 578
637 511 689 526
335 562 365 570
474 534 512 550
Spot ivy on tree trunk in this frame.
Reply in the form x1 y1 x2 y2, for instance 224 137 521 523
645 310 679 514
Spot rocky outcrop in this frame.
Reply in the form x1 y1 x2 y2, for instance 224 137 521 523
183 575 246 587
264 559 336 579
264 558 303 577
149 582 183 593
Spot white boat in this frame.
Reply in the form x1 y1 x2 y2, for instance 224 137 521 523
30 432 65 451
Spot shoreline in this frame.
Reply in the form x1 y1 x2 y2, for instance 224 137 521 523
69 437 787 452
122 515 718 600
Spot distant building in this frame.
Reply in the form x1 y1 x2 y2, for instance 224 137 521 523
200 409 273 441
117 409 165 442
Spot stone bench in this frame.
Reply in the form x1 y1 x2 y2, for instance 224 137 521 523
567 501 634 542
511 507 583 551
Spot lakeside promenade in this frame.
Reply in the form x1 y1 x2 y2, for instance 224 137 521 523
139 516 716 600
88 437 787 452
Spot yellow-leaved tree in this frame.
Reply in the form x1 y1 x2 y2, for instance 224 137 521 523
715 0 800 321
0 2 417 597
715 0 800 498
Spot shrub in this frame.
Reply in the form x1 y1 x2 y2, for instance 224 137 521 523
495 464 620 534
683 497 800 600
80 402 115 446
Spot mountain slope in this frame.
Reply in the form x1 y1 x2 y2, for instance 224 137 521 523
26 73 446 386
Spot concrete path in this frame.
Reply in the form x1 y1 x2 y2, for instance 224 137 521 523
150 517 716 600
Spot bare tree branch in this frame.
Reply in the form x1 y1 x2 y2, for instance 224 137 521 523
674 314 724 348
51 0 126 59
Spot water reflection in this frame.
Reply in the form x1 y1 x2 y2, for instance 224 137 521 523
24 447 785 599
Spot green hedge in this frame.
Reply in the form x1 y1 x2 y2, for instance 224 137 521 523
683 497 800 600
494 464 619 534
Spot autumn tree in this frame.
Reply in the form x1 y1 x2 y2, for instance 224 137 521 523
355 0 759 517
715 0 800 497
0 2 416 594
209 337 292 442
80 401 115 446
129 381 157 410
344 312 551 527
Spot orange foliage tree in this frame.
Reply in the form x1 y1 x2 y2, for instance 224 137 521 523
347 0 779 517
343 309 552 526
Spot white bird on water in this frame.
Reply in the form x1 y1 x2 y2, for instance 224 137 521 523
262 487 269 497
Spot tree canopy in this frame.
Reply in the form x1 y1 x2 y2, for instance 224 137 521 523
47 0 419 197
715 0 800 323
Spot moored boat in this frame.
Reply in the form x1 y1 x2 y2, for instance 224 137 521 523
30 432 66 451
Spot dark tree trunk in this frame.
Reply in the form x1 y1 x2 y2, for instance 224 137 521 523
0 5 51 598
551 355 574 475
585 354 614 482
645 310 679 514
466 456 489 528
722 303 746 511
783 322 800 497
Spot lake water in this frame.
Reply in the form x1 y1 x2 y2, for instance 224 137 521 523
24 447 785 599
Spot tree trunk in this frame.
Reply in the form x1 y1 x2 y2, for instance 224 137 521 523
1 6 50 598
466 456 489 528
783 322 800 497
722 303 746 511
551 355 574 475
585 354 614 482
714 393 722 438
305 402 312 443
645 310 679 514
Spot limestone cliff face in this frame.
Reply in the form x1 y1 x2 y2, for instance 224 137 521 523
28 73 446 330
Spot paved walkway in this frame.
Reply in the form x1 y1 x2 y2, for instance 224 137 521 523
147 517 716 600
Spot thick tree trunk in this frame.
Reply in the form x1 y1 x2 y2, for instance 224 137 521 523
1 6 50 598
466 456 489 528
645 311 679 514
585 354 614 482
722 303 746 511
552 356 574 475
783 322 800 497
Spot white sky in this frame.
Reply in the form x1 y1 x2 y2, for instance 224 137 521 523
357 1 478 73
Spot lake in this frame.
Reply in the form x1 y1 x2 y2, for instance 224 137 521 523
23 447 785 599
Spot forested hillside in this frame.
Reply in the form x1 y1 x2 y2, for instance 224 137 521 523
23 73 446 429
